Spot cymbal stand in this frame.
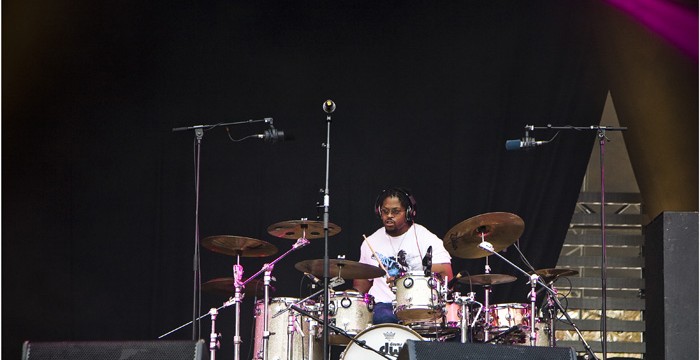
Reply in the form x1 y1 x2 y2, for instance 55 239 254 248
543 282 558 347
231 236 310 360
453 291 482 343
528 273 538 346
477 241 598 360
478 232 492 342
209 308 220 360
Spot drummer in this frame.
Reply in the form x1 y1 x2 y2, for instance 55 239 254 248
353 187 454 324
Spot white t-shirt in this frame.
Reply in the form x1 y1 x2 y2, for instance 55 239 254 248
358 223 452 303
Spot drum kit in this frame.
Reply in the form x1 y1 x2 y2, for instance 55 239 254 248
183 213 579 360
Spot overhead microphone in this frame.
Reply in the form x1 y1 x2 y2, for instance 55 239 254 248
505 128 548 151
505 137 548 151
257 127 293 143
303 272 321 284
322 99 336 114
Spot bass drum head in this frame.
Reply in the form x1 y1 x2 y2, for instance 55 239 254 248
340 324 424 360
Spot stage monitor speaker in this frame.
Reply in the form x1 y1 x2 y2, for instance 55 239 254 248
22 340 208 360
398 340 577 360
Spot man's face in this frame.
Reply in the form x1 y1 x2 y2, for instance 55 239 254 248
380 196 410 236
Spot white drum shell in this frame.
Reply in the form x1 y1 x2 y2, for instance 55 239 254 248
394 271 444 322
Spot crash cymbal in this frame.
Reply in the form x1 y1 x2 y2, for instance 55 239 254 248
530 268 579 281
267 219 341 239
458 274 517 286
295 259 385 279
443 212 524 259
202 235 278 257
202 277 273 297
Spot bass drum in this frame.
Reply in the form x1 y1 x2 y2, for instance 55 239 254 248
340 324 424 360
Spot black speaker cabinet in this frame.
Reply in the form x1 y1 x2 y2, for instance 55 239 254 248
398 340 577 360
22 340 208 360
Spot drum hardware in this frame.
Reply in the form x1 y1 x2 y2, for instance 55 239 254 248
450 291 483 344
208 308 220 360
477 240 598 359
271 277 345 319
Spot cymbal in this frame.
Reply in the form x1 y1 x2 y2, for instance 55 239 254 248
530 268 579 281
202 277 273 297
443 212 524 259
295 259 385 279
458 274 517 286
202 235 278 257
267 219 341 239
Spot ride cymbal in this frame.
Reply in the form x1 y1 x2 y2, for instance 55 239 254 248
530 268 579 282
202 235 278 257
202 277 273 297
267 219 341 239
458 273 517 286
443 212 524 259
294 259 385 279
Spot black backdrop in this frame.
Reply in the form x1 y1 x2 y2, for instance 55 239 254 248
4 1 610 359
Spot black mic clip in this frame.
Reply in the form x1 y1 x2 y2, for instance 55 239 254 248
422 246 433 277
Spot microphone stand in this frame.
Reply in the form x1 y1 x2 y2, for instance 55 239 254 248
320 102 335 360
526 124 626 360
478 241 598 360
172 117 275 340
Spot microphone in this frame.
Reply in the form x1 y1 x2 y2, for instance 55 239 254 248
448 270 468 289
257 127 293 143
322 99 336 114
303 272 321 284
505 136 547 151
422 246 433 277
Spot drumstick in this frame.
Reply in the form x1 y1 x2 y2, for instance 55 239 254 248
363 234 389 276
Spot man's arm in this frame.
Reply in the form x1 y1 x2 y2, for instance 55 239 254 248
352 278 372 293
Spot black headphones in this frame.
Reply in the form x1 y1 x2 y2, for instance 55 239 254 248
374 187 417 222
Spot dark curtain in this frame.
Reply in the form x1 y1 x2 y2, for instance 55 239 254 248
3 1 608 359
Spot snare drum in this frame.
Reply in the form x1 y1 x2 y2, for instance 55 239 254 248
339 324 424 360
252 297 322 360
394 271 444 321
326 291 374 345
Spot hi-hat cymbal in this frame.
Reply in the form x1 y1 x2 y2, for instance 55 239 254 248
443 212 524 259
530 268 579 282
458 274 517 286
295 259 385 279
202 277 273 297
202 235 278 257
267 219 341 239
